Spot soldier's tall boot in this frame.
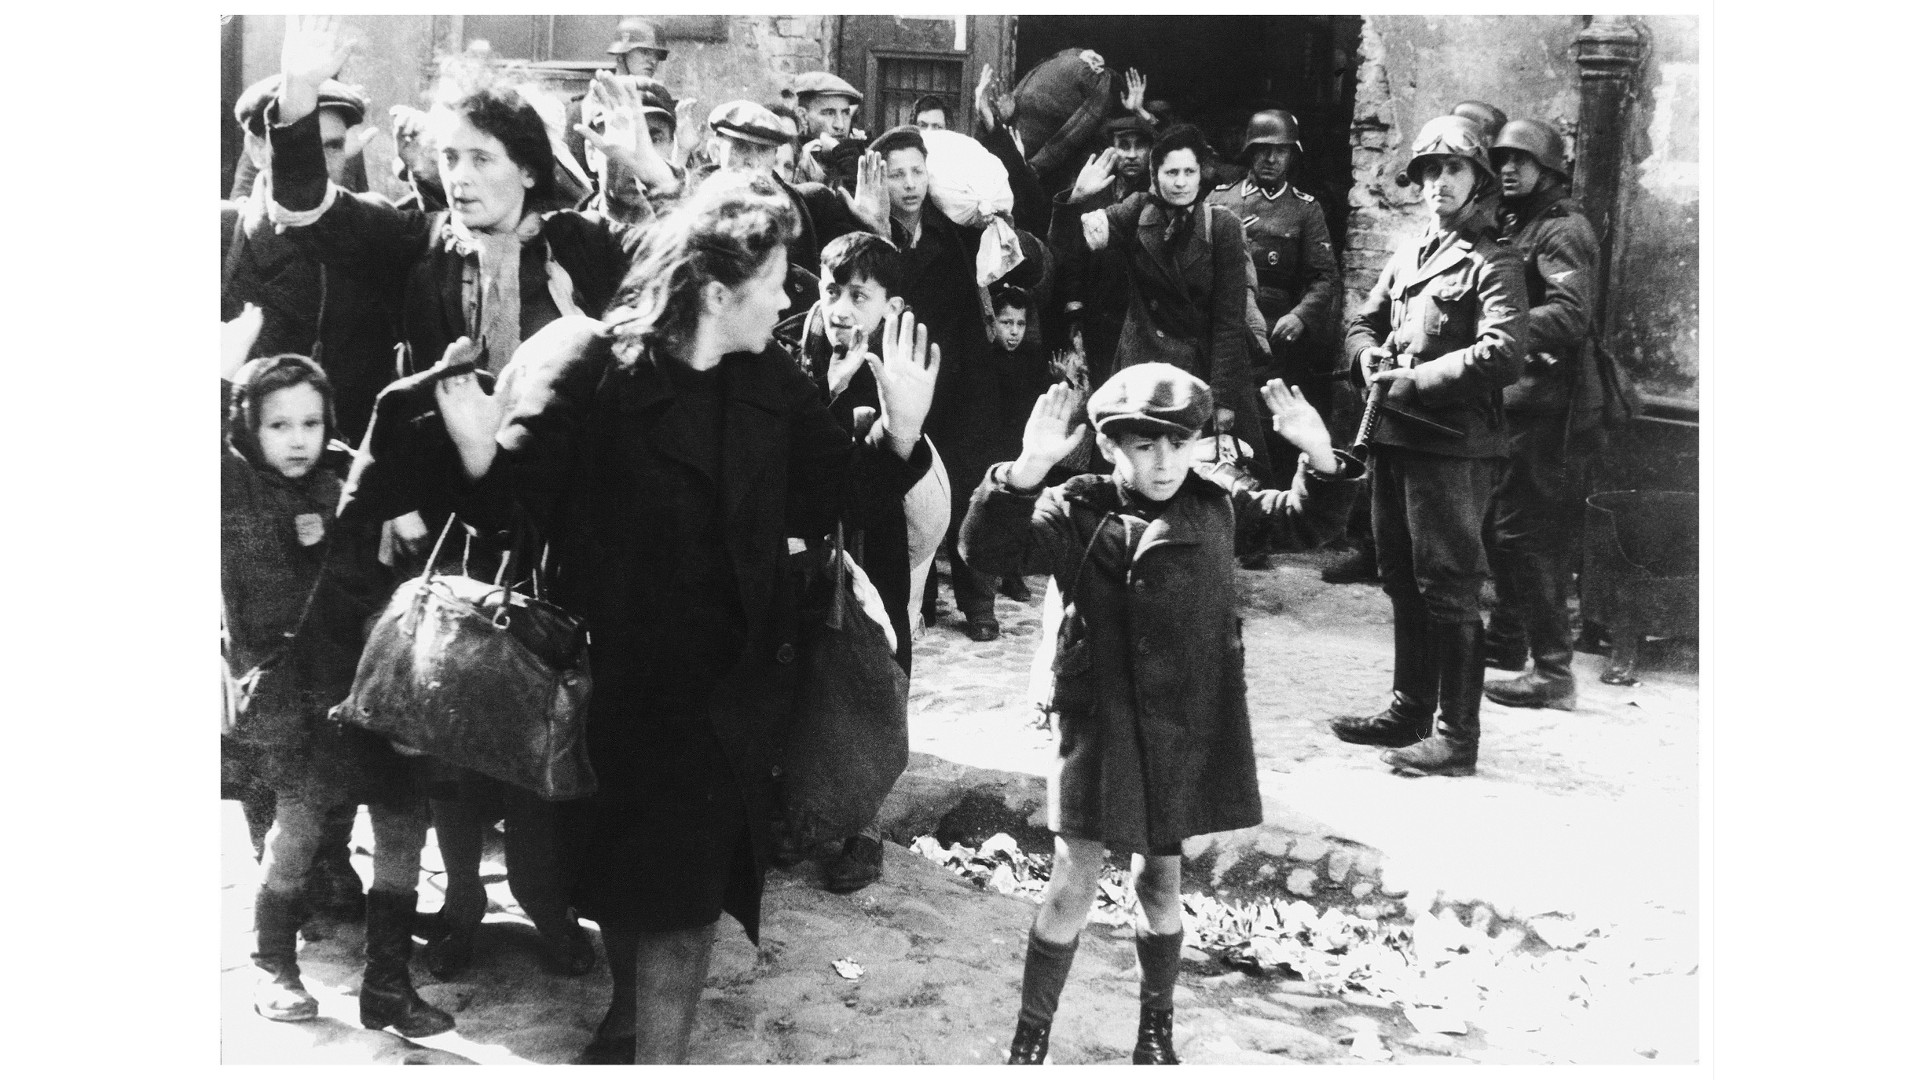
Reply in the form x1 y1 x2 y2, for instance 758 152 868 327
1330 597 1435 748
1383 621 1483 777
1484 547 1530 671
1486 551 1577 710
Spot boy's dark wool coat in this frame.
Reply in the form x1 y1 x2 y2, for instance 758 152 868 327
960 462 1357 854
460 317 930 940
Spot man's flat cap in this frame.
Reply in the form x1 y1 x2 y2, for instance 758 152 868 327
791 71 863 103
708 100 789 147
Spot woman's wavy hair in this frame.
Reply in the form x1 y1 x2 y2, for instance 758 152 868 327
1149 123 1214 173
428 52 556 207
225 354 337 469
606 172 800 363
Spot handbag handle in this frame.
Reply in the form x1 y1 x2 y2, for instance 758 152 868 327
825 519 850 631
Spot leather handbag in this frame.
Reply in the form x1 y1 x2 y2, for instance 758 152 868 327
780 521 911 848
332 516 596 801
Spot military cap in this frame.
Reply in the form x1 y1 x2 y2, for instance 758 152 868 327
791 71 864 104
233 74 369 135
606 17 669 59
1087 363 1214 437
708 100 789 147
1102 114 1155 139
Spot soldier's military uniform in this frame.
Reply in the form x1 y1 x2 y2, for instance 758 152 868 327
1482 120 1605 710
1205 178 1340 392
1329 116 1527 778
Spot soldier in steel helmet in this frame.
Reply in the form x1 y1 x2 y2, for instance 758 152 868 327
1207 110 1340 454
1480 118 1604 711
1327 114 1527 778
606 17 669 79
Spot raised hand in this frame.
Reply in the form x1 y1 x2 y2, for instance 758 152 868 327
825 324 870 400
576 72 675 190
1068 147 1118 204
1008 383 1089 489
845 150 891 235
433 337 505 479
868 310 940 459
279 14 353 124
974 64 1000 130
1047 345 1089 396
222 304 264 381
1122 68 1147 114
1260 379 1337 474
673 96 702 164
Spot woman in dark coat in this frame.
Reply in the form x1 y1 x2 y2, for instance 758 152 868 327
1050 123 1268 468
267 17 655 977
432 172 940 1064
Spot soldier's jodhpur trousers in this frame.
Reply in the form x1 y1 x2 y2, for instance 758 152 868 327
1372 446 1500 626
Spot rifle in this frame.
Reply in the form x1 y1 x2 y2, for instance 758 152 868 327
1351 349 1466 458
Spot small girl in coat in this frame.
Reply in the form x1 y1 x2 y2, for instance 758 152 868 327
222 355 451 1037
959 363 1361 1064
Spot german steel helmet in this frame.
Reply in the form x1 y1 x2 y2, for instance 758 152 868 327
1239 109 1304 160
1450 100 1509 141
1397 115 1495 187
1491 118 1569 182
606 17 668 59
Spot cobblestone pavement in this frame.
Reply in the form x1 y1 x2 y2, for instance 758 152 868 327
221 548 1699 1065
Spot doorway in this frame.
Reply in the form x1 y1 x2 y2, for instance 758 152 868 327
1011 14 1362 244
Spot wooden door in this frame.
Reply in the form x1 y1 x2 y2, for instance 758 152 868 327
832 15 1013 139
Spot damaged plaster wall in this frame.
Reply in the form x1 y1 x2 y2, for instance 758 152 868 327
1346 14 1699 406
1610 16 1700 405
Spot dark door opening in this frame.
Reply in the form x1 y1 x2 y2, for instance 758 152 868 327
1012 14 1362 245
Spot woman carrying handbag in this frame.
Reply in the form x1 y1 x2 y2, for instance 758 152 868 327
432 172 940 1064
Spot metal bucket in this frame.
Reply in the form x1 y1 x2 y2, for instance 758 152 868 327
1580 490 1698 683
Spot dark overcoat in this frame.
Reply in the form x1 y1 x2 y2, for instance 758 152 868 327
1497 187 1604 429
1063 191 1254 411
464 316 930 939
1344 214 1528 458
959 459 1359 853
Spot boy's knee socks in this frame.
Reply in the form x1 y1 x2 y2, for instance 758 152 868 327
1017 928 1081 1027
1135 927 1185 1011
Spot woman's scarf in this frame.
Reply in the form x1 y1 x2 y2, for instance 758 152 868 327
444 211 586 373
1148 192 1199 253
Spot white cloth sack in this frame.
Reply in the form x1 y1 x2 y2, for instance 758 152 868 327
905 438 952 632
920 128 1026 287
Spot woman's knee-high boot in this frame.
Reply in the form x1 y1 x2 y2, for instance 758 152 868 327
252 886 319 1021
359 888 454 1037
